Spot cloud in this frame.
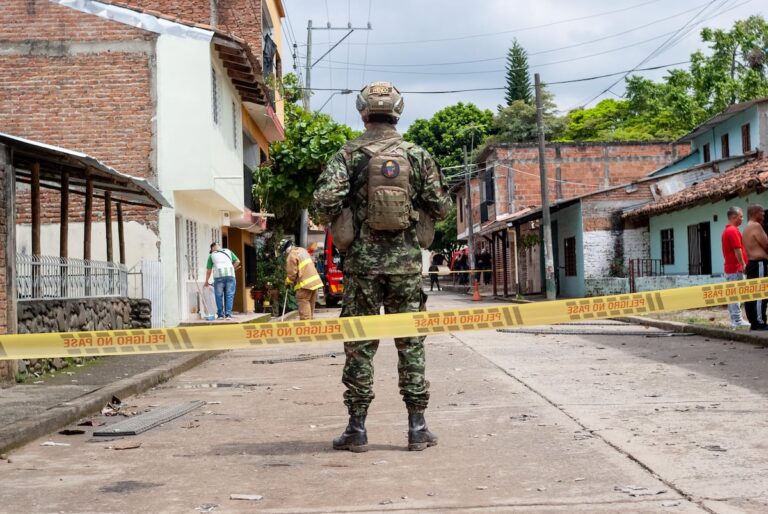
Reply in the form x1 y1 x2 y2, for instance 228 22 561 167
282 0 763 130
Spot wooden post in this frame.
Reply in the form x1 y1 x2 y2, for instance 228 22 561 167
105 191 113 263
60 172 69 258
1 143 18 383
31 162 41 298
84 177 93 296
84 177 93 260
31 162 41 257
117 202 126 265
60 171 69 297
502 230 509 297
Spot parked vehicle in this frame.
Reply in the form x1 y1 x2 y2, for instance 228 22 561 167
322 229 344 307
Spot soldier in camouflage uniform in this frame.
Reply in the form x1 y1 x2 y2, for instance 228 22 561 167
313 81 451 452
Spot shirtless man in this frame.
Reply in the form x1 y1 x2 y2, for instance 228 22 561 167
742 204 768 330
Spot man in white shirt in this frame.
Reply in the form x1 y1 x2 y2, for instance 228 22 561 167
204 242 241 320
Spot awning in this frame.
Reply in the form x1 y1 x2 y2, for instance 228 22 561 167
1 132 170 209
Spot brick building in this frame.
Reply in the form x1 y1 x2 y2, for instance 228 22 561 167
455 141 690 297
1 0 286 325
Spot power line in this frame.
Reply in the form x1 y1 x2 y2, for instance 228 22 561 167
299 0 748 78
296 1 713 69
298 0 664 47
344 0 351 125
298 60 691 94
576 0 727 108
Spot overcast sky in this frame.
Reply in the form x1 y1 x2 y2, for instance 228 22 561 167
280 0 764 131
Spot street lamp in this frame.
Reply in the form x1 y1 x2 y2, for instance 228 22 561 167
317 89 353 113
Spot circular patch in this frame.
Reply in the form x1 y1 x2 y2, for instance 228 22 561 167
381 159 400 179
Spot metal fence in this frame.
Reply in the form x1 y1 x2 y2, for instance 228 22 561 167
16 254 128 300
628 258 665 293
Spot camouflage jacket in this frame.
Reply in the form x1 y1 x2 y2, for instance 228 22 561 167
313 123 452 275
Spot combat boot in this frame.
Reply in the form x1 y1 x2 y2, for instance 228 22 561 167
408 412 438 451
333 415 368 452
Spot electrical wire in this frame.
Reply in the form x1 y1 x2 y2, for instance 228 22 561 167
298 0 664 47
297 1 715 69
296 60 691 94
302 0 752 78
575 0 727 109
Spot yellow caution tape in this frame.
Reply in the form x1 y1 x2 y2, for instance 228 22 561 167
1 278 767 360
421 269 492 276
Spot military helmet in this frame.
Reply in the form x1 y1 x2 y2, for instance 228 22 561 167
356 81 404 120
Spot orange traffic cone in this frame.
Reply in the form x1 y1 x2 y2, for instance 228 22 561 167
472 278 481 301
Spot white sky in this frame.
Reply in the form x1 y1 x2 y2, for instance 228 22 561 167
280 0 765 131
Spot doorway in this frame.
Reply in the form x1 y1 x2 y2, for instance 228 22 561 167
687 222 712 275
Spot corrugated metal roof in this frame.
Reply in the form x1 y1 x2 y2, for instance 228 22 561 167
1 132 170 208
624 157 768 219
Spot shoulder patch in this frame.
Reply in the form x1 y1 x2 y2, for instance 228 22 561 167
381 159 400 179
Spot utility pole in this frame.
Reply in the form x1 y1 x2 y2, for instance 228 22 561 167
299 20 372 247
464 146 476 271
535 73 556 300
302 20 312 111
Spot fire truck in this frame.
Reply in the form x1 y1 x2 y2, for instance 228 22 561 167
321 228 344 307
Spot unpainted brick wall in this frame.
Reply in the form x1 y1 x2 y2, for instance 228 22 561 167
122 0 265 57
0 0 157 41
476 142 690 216
1 1 159 227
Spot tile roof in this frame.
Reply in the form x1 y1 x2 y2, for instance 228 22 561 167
625 157 768 219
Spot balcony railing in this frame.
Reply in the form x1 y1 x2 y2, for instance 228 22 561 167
16 254 128 300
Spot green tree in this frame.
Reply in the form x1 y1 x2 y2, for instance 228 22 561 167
690 15 768 113
505 39 533 105
253 74 356 231
404 102 494 168
430 204 459 254
561 16 768 142
493 87 566 143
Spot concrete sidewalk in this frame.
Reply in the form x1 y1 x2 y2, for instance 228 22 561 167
0 313 274 454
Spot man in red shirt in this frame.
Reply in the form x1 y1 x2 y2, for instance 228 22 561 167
721 206 750 328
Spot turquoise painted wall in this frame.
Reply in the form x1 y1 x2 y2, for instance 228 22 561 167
649 191 768 275
650 150 700 177
692 106 760 162
552 203 584 298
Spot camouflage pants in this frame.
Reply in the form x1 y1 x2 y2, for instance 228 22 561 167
340 273 429 416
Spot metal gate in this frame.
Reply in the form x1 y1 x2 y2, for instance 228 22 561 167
141 260 163 328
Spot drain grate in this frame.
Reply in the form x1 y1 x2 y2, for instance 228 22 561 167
94 401 205 436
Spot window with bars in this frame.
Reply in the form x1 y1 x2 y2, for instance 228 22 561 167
742 123 751 153
564 236 577 277
211 227 221 246
661 228 674 265
211 68 220 125
721 134 730 158
185 219 199 281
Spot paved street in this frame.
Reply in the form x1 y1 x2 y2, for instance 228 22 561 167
1 292 767 513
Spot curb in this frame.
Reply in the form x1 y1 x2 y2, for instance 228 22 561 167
0 350 223 455
617 315 768 346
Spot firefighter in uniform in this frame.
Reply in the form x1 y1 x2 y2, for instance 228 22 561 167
281 239 323 320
